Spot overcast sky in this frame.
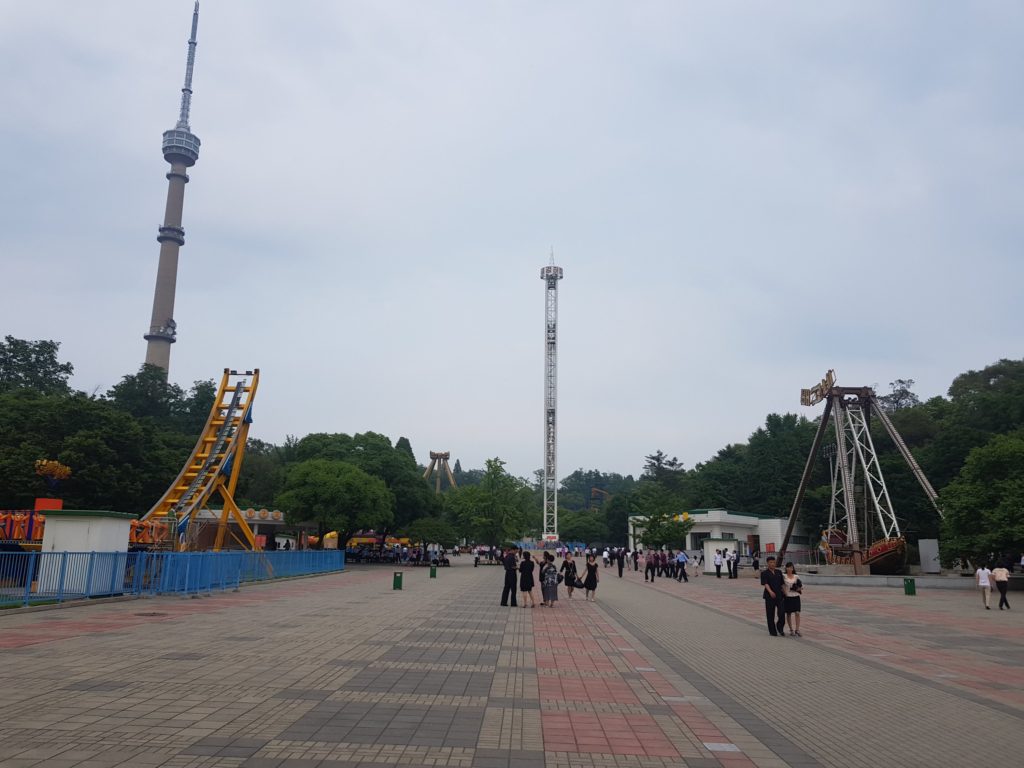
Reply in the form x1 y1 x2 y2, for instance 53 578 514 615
2 2 1021 481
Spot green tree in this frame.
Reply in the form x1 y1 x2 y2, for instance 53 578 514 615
406 516 458 549
0 336 74 395
445 458 535 545
235 438 286 508
395 436 415 462
558 509 608 544
0 389 188 511
292 431 439 534
637 508 694 550
939 432 1024 567
878 378 921 412
105 364 187 422
276 459 393 544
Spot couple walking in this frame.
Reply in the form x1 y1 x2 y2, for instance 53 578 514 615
760 556 804 637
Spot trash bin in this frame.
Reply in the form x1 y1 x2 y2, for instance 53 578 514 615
393 571 403 590
903 577 916 596
430 565 437 579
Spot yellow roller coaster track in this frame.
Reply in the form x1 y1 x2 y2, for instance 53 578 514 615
142 368 260 552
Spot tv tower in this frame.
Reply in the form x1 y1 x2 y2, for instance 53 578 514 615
143 2 202 373
541 255 564 542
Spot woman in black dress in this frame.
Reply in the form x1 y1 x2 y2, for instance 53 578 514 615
583 553 599 602
560 553 579 599
519 551 537 607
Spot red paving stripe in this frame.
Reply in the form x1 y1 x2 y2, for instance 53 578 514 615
534 599 755 762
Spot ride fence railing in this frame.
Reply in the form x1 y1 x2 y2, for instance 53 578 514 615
0 549 345 608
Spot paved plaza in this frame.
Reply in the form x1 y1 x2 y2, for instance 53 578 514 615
1 558 1022 768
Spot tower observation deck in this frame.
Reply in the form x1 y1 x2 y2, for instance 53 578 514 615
541 259 563 542
144 1 203 372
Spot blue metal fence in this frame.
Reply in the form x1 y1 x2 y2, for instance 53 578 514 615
0 549 345 608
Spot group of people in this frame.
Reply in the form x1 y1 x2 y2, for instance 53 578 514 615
711 548 742 578
499 548 601 607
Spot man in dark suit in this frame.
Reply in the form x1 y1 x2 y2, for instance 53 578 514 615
500 547 519 607
760 556 786 637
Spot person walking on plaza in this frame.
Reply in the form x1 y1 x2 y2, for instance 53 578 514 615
631 549 639 571
560 552 579 599
616 549 625 578
976 562 993 609
714 550 724 578
728 549 739 578
644 551 657 583
540 552 559 607
782 562 803 636
583 553 600 601
992 563 1011 610
760 556 786 637
500 548 519 607
519 551 537 608
675 550 689 582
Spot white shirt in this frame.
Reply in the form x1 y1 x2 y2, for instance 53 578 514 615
976 567 992 587
713 553 723 565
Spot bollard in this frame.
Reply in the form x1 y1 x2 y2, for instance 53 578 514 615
393 571 403 590
903 577 916 596
430 565 437 579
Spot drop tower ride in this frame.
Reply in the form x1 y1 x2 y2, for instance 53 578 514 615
143 2 202 373
541 257 563 542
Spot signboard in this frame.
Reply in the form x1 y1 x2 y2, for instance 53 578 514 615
800 369 836 407
542 534 560 542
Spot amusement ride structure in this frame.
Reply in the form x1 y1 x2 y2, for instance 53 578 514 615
541 256 564 542
141 369 260 551
778 370 942 574
423 451 458 493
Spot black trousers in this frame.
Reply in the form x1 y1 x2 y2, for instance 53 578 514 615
715 564 722 578
765 596 785 635
501 572 518 606
996 580 1010 609
617 560 624 577
645 564 655 582
676 564 688 582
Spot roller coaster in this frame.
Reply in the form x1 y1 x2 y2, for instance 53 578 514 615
141 368 261 552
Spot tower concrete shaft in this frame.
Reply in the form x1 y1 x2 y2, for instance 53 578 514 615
540 260 563 542
144 2 202 372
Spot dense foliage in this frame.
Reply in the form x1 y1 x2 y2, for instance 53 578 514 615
1 336 1021 562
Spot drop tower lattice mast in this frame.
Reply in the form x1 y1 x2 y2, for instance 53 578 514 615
143 1 202 373
541 256 563 542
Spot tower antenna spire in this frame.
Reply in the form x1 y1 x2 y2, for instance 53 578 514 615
144 2 203 373
177 1 200 130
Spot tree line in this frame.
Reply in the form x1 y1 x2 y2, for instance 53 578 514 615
1 336 1021 564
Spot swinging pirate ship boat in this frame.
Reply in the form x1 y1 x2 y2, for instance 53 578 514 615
778 370 942 575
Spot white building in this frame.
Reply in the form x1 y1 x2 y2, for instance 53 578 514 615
627 508 811 562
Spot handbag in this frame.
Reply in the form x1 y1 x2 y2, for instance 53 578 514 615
557 573 564 584
574 577 585 589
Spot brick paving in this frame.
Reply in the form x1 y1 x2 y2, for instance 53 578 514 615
0 558 1021 767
